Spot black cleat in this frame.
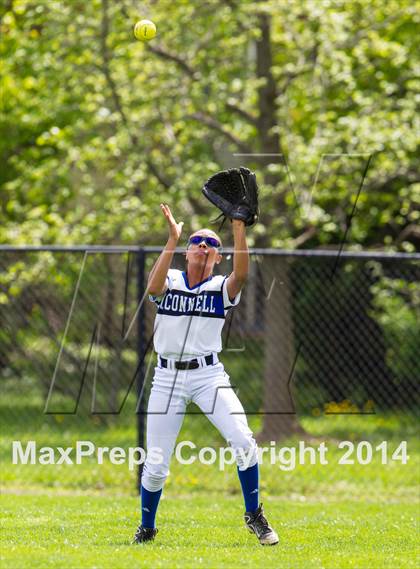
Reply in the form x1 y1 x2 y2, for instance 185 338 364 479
244 503 279 546
132 525 158 544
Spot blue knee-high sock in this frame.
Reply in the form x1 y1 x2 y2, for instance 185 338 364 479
237 462 259 513
141 485 162 529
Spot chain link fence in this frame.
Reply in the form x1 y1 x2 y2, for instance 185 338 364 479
0 247 419 500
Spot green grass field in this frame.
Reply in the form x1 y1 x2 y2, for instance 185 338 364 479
1 388 419 568
1 494 418 568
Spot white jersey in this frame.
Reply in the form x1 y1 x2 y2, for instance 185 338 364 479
149 268 241 359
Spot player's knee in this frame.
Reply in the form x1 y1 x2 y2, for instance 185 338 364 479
141 462 169 492
230 427 255 451
231 434 258 470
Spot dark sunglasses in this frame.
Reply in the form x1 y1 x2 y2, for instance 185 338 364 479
188 235 221 249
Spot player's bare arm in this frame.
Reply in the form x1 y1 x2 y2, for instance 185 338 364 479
147 204 184 296
226 219 249 300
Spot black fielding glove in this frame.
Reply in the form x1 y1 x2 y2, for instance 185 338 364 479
202 167 259 227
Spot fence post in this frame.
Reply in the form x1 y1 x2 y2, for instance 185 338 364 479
136 248 146 492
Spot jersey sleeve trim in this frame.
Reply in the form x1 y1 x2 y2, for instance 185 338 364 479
221 275 242 309
148 273 171 305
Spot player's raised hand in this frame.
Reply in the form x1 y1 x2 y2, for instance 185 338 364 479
160 203 184 242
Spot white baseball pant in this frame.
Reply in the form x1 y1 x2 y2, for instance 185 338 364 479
141 359 258 492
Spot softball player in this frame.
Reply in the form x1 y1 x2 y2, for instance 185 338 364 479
133 203 278 546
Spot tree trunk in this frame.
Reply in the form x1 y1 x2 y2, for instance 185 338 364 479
257 256 305 441
255 12 282 187
253 13 304 440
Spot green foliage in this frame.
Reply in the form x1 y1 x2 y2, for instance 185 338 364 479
1 1 418 443
370 268 420 387
1 0 418 249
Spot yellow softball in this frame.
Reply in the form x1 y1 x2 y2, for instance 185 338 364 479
134 19 157 41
